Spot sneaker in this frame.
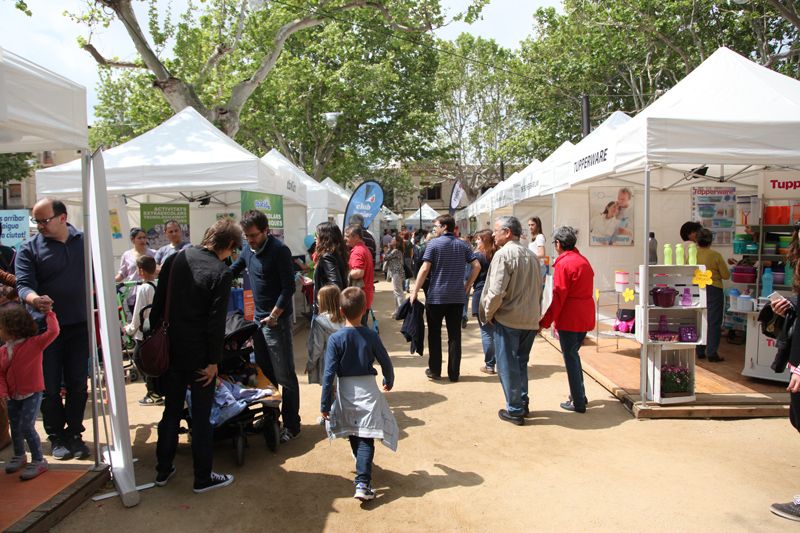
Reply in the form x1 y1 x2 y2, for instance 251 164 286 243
51 442 73 461
479 365 495 375
279 427 300 443
20 460 47 481
155 465 176 487
69 439 91 460
139 393 164 406
193 472 234 493
354 482 376 501
560 399 586 413
771 497 800 521
5 455 27 474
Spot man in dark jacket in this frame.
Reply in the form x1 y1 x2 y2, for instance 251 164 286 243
16 198 90 461
230 210 300 443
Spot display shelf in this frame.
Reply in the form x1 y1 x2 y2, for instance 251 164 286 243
645 344 696 404
742 254 788 260
599 330 637 341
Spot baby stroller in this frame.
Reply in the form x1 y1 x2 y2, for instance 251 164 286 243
184 311 282 466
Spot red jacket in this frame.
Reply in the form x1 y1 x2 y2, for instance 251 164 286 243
0 311 60 399
540 249 595 332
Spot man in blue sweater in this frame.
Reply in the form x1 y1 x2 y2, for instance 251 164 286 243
15 198 90 461
230 210 300 442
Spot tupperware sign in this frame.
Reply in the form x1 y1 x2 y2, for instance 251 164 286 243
0 210 30 249
764 173 800 199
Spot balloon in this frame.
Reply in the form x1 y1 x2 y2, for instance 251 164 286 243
304 234 316 250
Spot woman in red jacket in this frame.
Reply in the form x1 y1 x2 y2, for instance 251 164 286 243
539 226 595 413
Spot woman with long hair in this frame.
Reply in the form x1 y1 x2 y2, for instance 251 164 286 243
474 229 498 374
384 237 406 316
116 227 156 282
527 216 546 262
313 222 349 313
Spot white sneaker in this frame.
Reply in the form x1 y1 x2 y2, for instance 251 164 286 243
354 483 375 501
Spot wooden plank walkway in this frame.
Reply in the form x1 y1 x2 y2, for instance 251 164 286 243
544 328 789 419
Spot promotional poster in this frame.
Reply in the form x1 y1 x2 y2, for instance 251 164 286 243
588 186 635 246
140 203 191 249
344 181 384 229
240 191 285 240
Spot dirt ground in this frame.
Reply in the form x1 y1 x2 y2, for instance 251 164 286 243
21 281 800 531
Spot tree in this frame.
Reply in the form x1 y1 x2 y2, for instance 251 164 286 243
425 34 522 202
0 153 34 209
72 0 487 138
504 0 799 162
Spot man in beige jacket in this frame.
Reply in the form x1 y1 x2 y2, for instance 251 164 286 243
480 216 542 426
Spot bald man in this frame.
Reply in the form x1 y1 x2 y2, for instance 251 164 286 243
15 198 90 461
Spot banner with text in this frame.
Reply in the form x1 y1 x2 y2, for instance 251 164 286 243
0 210 30 249
140 203 191 249
241 191 284 240
691 186 736 245
344 180 384 229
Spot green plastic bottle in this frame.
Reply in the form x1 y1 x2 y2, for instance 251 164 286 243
675 243 685 265
664 243 673 265
688 243 697 265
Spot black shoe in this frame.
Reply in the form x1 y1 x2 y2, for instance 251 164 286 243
51 442 73 461
498 409 524 426
155 465 176 487
425 369 441 381
696 352 706 359
461 317 468 329
707 355 725 363
449 377 459 383
771 498 800 521
69 439 91 460
193 472 234 493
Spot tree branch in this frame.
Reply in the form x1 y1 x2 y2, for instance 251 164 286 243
82 43 144 69
763 0 800 34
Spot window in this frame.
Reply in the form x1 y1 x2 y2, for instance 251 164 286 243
41 151 53 166
8 184 21 200
423 183 441 201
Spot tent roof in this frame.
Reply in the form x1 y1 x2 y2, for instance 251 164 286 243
321 177 352 199
261 149 345 212
0 47 87 153
569 111 631 186
405 203 441 223
615 47 800 172
37 107 306 205
536 141 575 195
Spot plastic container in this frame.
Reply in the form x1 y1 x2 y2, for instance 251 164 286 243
762 243 778 254
744 243 759 253
737 295 754 311
762 267 774 298
650 287 678 307
688 243 697 265
728 288 741 310
773 271 785 285
615 282 627 292
648 233 658 265
664 244 673 265
675 243 685 265
614 271 629 284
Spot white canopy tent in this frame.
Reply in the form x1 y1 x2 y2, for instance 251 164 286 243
261 149 345 230
37 107 309 255
1 47 139 506
404 203 441 228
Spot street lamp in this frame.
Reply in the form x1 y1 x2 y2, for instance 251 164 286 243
417 193 424 233
322 112 342 128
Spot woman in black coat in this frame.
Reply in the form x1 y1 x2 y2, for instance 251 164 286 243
770 227 800 520
312 222 348 313
148 219 242 494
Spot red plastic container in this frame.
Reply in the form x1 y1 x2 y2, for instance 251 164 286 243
731 272 757 283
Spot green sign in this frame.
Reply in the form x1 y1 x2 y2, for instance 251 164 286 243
140 203 190 249
240 191 284 230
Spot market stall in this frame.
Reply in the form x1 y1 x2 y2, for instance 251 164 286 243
404 203 441 231
36 107 309 256
1 47 139 505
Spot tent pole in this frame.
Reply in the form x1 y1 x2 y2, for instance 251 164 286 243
640 163 651 408
81 151 101 470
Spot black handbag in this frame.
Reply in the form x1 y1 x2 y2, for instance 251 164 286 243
757 303 784 339
771 307 797 373
137 253 177 377
616 309 635 322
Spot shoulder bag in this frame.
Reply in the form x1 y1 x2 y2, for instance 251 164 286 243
136 254 178 377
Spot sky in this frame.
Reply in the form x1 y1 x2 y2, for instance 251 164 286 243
1 0 560 122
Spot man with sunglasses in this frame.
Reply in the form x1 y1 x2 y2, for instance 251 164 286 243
15 198 90 460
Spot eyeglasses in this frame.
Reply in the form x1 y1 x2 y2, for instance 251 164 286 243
31 215 58 225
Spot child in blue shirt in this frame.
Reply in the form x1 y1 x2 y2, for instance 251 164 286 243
321 287 397 502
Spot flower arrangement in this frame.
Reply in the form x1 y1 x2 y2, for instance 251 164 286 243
661 364 692 393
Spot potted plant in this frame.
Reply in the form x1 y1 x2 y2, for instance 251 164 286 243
660 364 692 396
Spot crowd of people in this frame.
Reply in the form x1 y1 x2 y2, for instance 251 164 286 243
0 199 598 501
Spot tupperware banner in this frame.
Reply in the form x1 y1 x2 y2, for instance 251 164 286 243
344 180 384 229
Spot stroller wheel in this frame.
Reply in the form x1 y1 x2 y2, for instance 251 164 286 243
264 416 280 453
234 429 246 466
128 368 139 382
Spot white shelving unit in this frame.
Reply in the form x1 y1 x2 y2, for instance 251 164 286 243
638 264 707 404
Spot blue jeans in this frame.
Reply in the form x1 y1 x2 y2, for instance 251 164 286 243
349 436 375 485
697 285 723 359
558 330 587 411
253 315 301 432
480 321 495 368
493 322 537 416
8 392 44 461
